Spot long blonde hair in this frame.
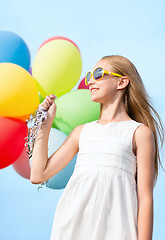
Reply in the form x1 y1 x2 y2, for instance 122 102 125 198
99 55 165 188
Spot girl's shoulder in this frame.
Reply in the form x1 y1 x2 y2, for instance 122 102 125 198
74 123 87 146
133 124 154 152
134 124 153 139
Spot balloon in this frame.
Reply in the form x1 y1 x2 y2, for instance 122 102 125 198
28 127 76 189
28 66 32 75
39 92 44 103
12 114 30 122
78 76 89 90
46 128 77 189
0 30 30 70
0 63 40 117
32 39 82 98
12 145 31 179
53 89 100 135
0 117 28 169
39 36 80 52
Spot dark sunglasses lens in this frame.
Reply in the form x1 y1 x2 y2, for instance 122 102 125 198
93 68 104 80
86 72 91 84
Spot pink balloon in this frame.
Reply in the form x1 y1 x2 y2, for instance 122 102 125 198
78 77 89 90
12 145 31 179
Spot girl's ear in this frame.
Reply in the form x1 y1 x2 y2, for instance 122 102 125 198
117 76 129 90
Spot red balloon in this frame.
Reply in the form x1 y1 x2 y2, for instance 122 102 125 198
78 77 89 90
39 36 80 52
12 145 31 179
0 117 28 169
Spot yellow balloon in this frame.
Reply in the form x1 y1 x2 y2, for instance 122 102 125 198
0 63 39 117
32 39 82 98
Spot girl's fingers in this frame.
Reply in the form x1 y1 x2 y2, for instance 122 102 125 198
50 94 56 98
45 96 52 104
45 102 50 109
41 101 50 109
46 95 56 104
39 95 56 109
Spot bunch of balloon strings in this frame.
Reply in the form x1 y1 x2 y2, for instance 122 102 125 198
24 106 50 191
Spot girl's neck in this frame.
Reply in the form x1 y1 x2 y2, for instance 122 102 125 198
100 100 129 122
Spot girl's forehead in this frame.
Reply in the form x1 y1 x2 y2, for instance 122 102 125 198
92 60 113 72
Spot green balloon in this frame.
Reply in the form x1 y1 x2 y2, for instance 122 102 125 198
52 121 56 129
39 92 44 103
53 89 100 135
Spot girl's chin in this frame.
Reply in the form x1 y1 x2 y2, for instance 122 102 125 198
90 98 102 103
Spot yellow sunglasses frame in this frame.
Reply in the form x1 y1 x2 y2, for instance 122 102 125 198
85 67 124 86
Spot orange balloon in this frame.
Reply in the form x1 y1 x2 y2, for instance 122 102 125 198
12 114 30 122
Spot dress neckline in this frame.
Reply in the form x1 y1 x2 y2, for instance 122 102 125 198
94 119 134 127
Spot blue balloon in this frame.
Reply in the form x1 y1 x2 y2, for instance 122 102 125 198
45 128 77 189
46 154 77 190
0 31 30 70
29 127 77 190
46 128 77 189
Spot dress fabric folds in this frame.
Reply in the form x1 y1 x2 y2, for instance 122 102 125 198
50 119 144 240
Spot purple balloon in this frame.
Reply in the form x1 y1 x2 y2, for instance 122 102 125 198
28 66 32 75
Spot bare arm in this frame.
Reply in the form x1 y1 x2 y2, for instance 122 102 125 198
30 123 84 184
135 125 155 240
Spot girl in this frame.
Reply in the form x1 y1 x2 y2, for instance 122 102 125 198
30 55 164 240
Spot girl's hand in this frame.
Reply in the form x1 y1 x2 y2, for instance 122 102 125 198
38 94 57 129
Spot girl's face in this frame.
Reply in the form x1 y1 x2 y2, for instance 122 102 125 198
89 60 121 104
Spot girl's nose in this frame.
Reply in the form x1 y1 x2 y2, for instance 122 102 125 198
88 76 95 85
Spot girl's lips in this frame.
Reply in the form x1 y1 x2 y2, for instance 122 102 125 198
90 88 99 92
91 89 99 93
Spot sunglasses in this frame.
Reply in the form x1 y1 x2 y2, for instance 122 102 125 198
85 67 124 86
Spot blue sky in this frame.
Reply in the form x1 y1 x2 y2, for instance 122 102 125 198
0 0 165 239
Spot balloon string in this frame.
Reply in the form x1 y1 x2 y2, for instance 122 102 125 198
24 106 49 191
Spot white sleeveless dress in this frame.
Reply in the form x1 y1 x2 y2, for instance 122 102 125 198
50 119 144 240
